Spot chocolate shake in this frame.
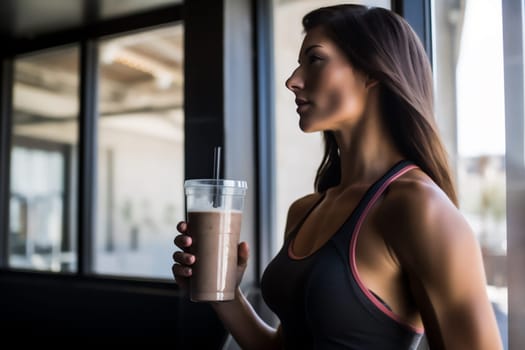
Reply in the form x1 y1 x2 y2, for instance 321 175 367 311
188 210 242 302
184 178 247 302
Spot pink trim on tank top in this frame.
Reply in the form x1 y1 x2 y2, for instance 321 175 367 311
349 164 425 334
288 238 303 259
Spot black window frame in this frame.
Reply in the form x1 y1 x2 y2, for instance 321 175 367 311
0 58 13 268
392 0 432 63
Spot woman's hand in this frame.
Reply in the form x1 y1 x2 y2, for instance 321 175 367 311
171 221 194 291
172 221 250 294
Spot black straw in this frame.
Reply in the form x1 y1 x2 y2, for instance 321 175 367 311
212 146 221 207
213 146 221 180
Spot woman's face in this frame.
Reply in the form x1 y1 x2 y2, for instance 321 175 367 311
286 26 372 133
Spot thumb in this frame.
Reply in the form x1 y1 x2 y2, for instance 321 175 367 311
238 241 249 267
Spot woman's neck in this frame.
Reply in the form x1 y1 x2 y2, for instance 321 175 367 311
333 110 404 189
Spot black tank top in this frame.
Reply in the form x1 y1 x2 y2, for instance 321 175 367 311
261 160 424 349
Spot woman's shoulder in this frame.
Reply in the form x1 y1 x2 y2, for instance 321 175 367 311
382 168 454 218
378 168 476 265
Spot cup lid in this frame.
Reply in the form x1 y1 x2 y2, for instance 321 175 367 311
184 179 247 189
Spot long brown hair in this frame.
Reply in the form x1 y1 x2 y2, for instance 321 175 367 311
304 5 458 206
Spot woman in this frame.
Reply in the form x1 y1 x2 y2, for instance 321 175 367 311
173 5 503 349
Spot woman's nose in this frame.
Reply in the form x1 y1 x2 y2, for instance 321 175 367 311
285 67 304 92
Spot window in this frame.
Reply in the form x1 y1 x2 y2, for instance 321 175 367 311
432 0 507 347
95 24 184 279
9 46 79 272
5 24 185 279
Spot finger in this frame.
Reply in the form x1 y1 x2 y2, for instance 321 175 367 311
176 221 188 233
172 265 189 288
173 251 196 265
174 235 192 249
174 278 188 290
172 263 193 277
238 241 249 267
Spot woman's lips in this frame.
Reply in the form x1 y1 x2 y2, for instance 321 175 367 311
295 98 311 113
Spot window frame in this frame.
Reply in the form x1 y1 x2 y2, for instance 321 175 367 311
392 0 433 63
0 58 13 268
254 0 277 281
502 0 525 348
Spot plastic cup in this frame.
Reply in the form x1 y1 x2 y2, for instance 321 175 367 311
184 179 247 302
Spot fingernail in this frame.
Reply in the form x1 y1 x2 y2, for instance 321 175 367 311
185 267 192 275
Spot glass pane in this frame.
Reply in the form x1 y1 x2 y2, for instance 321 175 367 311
433 0 507 347
272 0 391 253
95 24 184 279
9 46 79 272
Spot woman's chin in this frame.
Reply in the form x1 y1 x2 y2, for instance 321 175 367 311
299 118 322 133
299 126 322 133
298 120 312 133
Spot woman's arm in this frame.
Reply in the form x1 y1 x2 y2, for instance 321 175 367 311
385 180 503 350
211 289 282 350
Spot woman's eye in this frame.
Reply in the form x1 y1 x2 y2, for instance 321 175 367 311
308 55 323 64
